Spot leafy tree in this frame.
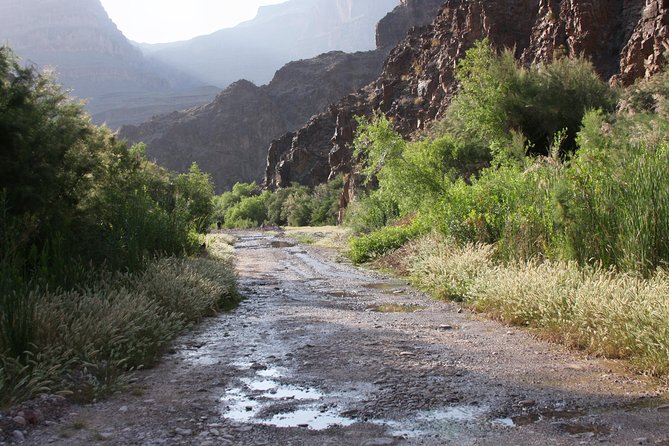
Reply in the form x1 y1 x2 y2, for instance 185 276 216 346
176 163 215 232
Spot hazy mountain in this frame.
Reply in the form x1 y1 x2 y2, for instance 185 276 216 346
120 50 388 192
0 0 219 128
143 0 400 88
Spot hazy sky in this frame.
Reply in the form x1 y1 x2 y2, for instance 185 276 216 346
100 0 288 44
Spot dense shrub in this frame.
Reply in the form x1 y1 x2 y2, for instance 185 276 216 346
214 177 343 229
348 220 425 264
0 46 229 406
449 39 615 155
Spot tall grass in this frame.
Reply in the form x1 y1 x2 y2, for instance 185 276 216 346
0 238 238 408
408 234 669 377
560 144 669 274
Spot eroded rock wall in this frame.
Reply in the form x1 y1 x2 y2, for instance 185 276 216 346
264 0 668 197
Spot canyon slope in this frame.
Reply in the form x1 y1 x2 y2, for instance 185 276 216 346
120 0 443 192
264 0 669 194
143 0 400 89
0 0 219 128
120 51 388 192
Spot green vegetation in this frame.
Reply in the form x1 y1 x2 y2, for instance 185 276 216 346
214 177 343 228
345 40 669 377
0 46 234 407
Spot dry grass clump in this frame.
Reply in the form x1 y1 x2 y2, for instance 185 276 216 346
409 234 669 377
0 255 238 407
205 233 236 260
410 234 494 301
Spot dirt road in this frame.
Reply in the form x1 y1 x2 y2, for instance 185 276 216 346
20 231 669 445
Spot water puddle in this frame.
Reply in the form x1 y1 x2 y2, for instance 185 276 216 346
271 241 295 248
561 423 610 436
493 408 585 427
380 405 488 438
221 370 356 430
264 407 356 429
327 290 357 298
363 282 407 291
369 304 427 313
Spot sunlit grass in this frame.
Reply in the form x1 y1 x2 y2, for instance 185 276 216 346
408 234 669 378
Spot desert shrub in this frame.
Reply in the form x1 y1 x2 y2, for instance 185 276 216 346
449 39 615 155
175 163 215 232
0 46 223 406
213 182 258 223
348 219 425 264
471 261 669 375
410 234 494 301
558 141 669 274
309 176 343 226
344 192 400 235
217 178 343 228
224 194 268 228
281 185 313 226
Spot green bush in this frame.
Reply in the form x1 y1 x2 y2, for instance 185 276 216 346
215 178 343 229
224 194 268 228
0 45 221 406
348 220 425 264
449 39 616 155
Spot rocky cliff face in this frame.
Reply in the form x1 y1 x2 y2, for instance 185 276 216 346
120 50 387 192
0 0 217 128
264 0 668 193
375 0 446 49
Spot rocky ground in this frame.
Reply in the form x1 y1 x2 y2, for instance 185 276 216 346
4 230 669 445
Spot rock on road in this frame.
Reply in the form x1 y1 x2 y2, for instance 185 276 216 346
19 231 669 445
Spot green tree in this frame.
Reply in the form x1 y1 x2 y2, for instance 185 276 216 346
175 163 215 232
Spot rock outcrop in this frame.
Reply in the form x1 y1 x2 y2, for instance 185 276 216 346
120 51 387 192
375 0 446 49
264 0 668 193
0 0 217 128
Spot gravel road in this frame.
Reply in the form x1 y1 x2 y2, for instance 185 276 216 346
16 231 669 445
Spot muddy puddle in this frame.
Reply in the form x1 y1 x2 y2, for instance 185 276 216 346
220 368 359 430
381 405 489 439
368 303 427 313
271 241 296 248
363 281 408 291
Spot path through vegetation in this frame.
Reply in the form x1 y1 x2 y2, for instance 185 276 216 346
21 231 669 445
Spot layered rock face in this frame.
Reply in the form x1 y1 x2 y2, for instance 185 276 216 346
0 0 216 128
120 50 387 192
264 0 668 192
376 0 446 49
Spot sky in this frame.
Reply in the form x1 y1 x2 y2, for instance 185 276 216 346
99 0 288 44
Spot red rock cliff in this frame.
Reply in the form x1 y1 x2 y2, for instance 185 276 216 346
264 0 668 196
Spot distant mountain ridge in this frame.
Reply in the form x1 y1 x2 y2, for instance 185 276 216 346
119 0 439 192
120 50 388 192
142 0 400 88
0 0 219 128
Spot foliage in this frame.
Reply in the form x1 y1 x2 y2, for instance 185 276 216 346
175 163 215 232
408 235 669 377
214 177 343 229
213 182 258 224
344 42 669 376
1 251 238 407
348 220 425 264
0 45 224 406
448 39 615 155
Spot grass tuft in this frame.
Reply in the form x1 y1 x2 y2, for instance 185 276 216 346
409 235 669 378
